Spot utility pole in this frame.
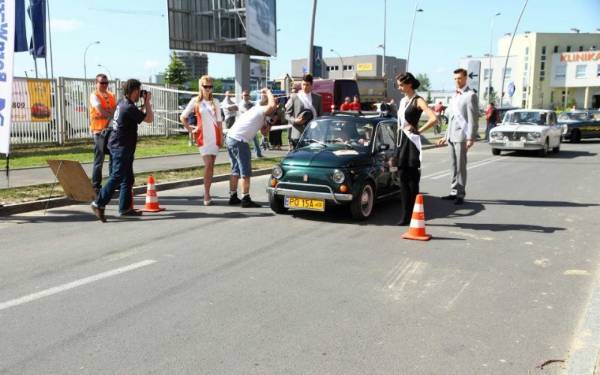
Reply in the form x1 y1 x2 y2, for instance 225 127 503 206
500 0 528 107
307 0 318 74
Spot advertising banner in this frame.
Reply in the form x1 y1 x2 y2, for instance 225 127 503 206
0 0 16 154
246 0 277 57
26 80 52 122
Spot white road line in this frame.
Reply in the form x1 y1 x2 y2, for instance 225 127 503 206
0 259 157 312
426 157 500 180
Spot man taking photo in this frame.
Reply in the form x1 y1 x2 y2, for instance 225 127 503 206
91 79 153 222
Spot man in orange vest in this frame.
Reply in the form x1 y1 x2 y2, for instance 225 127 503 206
89 73 117 193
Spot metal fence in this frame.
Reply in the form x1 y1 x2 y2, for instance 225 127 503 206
10 77 183 146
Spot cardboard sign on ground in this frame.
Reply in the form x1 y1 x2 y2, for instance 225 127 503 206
47 160 96 202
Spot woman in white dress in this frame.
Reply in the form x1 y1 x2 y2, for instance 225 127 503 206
180 75 223 205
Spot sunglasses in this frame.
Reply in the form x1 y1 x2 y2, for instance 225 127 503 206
202 85 213 89
98 81 109 85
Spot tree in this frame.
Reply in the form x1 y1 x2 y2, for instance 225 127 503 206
163 52 189 88
416 73 431 91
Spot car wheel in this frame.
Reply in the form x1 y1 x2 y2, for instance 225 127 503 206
350 182 375 220
538 139 549 157
572 129 581 143
491 148 501 156
269 194 288 214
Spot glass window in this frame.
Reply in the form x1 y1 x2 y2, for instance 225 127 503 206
541 55 546 61
541 46 546 54
597 64 600 77
503 68 512 79
525 47 529 55
484 68 492 80
380 123 396 148
541 62 545 70
566 46 571 52
554 65 566 79
553 46 559 53
579 46 584 52
575 65 586 78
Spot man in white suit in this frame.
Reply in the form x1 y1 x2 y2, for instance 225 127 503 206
437 68 479 205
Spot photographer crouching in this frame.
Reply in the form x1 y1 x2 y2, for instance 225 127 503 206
91 79 154 222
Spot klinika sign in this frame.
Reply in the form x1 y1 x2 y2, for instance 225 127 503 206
560 52 600 63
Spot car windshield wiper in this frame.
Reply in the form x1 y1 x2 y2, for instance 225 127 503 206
305 138 328 147
328 139 356 149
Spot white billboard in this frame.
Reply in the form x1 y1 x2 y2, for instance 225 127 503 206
550 52 600 88
0 0 16 154
246 0 277 57
250 59 269 79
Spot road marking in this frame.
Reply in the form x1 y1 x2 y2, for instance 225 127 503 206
0 259 157 312
445 274 478 310
429 157 500 180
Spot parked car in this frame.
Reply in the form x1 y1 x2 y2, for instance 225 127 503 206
489 109 562 156
266 113 399 220
558 110 600 142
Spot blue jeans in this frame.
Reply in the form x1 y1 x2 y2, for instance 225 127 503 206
226 137 252 177
253 134 263 157
95 147 134 212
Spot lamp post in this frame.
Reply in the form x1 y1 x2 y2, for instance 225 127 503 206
406 5 423 71
97 64 112 80
83 41 100 84
382 0 387 79
330 49 344 78
487 12 501 104
500 0 528 108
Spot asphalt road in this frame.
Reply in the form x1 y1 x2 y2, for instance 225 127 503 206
1 141 599 375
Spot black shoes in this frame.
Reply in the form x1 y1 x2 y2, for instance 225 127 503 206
90 203 107 223
241 195 261 208
119 209 143 217
454 197 465 205
229 193 242 205
441 194 457 200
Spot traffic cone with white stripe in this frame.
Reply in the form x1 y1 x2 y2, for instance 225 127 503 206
142 175 165 212
402 194 431 241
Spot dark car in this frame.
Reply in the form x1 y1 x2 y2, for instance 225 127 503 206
558 110 600 142
266 114 400 220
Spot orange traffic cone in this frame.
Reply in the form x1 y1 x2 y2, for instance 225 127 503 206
402 194 431 241
142 175 165 212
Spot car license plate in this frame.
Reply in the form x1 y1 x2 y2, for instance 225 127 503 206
285 196 325 211
506 141 524 148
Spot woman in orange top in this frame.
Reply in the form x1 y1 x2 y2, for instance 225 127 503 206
180 75 223 205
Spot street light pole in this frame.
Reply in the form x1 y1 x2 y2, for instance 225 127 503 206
307 0 318 74
488 12 501 104
97 64 112 80
500 0 528 107
406 5 423 72
330 49 344 78
83 41 100 84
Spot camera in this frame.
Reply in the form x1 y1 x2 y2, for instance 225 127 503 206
140 89 148 99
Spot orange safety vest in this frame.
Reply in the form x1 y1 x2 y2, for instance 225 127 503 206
90 91 116 133
194 100 223 147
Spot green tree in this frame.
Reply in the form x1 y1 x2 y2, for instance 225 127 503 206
426 91 432 104
416 73 431 91
163 52 189 88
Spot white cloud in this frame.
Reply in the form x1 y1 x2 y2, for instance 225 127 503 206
50 19 82 32
144 60 160 70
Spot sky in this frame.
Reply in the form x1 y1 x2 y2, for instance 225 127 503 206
13 0 600 90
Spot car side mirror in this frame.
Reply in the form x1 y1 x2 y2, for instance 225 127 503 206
378 144 390 152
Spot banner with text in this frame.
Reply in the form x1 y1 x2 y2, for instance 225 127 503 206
0 0 16 154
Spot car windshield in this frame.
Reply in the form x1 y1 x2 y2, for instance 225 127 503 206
558 112 588 121
298 118 375 150
505 111 550 125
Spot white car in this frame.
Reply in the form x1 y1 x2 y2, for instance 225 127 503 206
488 109 562 156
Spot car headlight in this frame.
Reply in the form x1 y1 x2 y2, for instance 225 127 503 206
490 132 503 140
332 169 345 184
562 124 568 134
526 132 541 141
272 165 283 179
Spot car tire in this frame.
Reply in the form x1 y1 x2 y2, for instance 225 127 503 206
491 148 501 156
572 129 581 143
269 194 288 214
538 139 549 157
350 182 375 220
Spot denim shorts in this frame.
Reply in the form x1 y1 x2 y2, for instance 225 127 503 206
226 136 252 177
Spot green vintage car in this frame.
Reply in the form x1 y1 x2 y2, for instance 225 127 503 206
266 114 400 220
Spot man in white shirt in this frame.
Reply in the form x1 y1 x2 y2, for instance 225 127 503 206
221 91 238 130
226 89 277 207
238 90 264 158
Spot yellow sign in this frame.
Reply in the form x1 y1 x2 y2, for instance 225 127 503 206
357 63 374 72
26 79 52 122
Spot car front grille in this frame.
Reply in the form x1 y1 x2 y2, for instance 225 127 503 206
277 182 331 193
499 131 529 141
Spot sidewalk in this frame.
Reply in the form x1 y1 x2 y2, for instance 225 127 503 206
0 132 443 189
0 149 289 189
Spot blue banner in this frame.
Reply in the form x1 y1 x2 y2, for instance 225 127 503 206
15 0 28 52
0 0 16 154
28 0 46 58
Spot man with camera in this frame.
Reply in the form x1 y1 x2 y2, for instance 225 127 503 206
91 79 153 222
89 73 116 194
285 74 323 149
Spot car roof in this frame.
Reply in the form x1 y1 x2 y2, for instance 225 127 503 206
507 109 554 114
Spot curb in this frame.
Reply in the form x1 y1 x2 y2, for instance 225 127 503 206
0 168 273 217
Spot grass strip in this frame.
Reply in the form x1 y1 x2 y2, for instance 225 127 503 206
0 157 282 205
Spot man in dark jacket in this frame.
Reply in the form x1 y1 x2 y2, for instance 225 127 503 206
285 74 323 149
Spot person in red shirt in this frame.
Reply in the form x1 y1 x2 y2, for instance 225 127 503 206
349 95 361 111
340 97 352 111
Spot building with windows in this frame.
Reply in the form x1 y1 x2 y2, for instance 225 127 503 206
460 32 600 109
174 51 209 79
